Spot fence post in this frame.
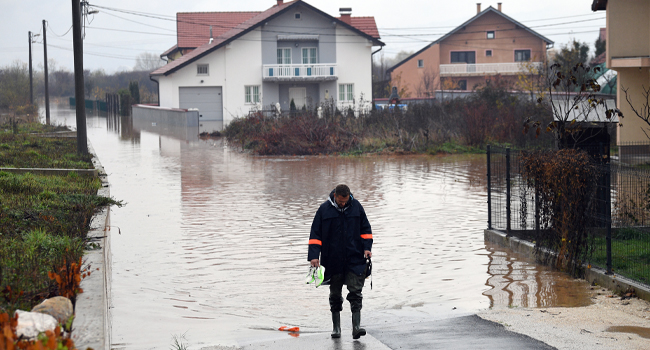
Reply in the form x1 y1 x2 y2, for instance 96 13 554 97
606 147 612 275
506 147 511 234
487 145 492 230
535 187 540 235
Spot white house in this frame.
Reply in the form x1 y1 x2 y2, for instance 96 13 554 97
151 0 383 129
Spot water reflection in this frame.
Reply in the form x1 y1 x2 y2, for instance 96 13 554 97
41 105 593 349
482 242 592 308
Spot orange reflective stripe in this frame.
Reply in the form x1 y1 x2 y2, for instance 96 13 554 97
360 234 373 239
309 239 322 245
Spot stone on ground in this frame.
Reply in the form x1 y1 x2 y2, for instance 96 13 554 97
31 296 73 324
15 309 58 339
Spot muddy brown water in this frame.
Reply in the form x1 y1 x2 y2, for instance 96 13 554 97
46 106 593 349
606 326 650 339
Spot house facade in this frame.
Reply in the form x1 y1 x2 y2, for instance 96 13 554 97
151 0 383 129
387 4 552 97
593 0 649 143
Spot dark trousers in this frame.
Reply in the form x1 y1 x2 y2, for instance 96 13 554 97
329 271 365 313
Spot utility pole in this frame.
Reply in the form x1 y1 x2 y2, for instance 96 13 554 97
72 0 88 154
42 20 50 125
28 31 33 105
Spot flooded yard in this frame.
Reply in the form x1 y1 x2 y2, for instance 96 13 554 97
46 106 592 349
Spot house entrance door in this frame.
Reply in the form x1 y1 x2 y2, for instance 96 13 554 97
288 87 306 109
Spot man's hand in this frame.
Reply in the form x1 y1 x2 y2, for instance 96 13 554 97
364 250 372 259
310 259 320 267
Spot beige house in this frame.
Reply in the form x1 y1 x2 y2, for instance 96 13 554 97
592 0 650 143
387 3 552 97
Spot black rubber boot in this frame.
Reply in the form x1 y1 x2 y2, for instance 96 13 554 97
331 312 341 338
352 311 366 339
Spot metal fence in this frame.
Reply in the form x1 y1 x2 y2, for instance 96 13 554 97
487 143 650 287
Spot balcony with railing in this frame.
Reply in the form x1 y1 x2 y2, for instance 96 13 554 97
439 62 543 76
262 64 337 82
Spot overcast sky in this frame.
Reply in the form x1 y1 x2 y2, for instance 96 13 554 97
1 0 604 73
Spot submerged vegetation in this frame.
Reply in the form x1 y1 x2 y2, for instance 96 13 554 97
224 84 553 156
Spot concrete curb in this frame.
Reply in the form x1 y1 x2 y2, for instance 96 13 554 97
0 167 98 177
72 141 111 350
484 229 650 302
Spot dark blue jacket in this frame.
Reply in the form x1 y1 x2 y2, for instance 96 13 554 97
308 190 373 282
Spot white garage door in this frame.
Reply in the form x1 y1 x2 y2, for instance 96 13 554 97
179 87 223 121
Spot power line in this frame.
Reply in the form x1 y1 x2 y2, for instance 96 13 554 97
47 22 73 37
100 10 176 32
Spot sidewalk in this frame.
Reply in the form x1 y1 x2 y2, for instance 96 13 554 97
239 314 555 350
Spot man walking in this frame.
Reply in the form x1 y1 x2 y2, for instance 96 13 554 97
308 184 373 339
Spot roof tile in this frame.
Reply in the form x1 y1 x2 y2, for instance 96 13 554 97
177 12 260 48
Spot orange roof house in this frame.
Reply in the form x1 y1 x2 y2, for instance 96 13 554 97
386 3 553 98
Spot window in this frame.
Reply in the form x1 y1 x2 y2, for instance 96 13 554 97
197 64 209 75
487 31 495 39
486 50 492 57
302 47 317 64
245 85 260 104
450 51 475 64
339 84 354 102
277 48 291 64
295 13 301 20
417 59 424 68
457 80 467 90
515 49 531 62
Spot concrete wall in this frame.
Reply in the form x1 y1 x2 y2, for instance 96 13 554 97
261 3 336 65
607 0 650 61
335 25 373 110
73 142 111 349
603 0 650 143
133 105 199 127
390 44 441 98
615 68 650 143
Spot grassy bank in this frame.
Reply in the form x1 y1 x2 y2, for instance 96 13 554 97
592 229 650 285
224 85 554 156
1 122 92 169
0 120 120 315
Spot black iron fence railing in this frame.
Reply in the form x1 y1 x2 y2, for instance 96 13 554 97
487 142 650 287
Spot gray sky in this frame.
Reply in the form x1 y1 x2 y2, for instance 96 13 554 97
1 0 604 73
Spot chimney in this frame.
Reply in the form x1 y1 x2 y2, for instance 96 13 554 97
209 25 213 44
477 3 481 14
277 0 283 6
497 2 502 12
340 7 352 25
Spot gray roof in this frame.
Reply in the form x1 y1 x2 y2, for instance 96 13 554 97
552 99 619 123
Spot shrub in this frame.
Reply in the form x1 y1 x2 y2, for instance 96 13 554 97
520 148 599 275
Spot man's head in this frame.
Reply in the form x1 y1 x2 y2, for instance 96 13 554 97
334 184 351 208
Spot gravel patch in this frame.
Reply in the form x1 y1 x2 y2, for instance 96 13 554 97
478 287 650 350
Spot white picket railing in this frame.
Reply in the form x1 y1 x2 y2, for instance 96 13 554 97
263 64 337 79
439 62 543 75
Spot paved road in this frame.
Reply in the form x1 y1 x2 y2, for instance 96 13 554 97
240 315 556 350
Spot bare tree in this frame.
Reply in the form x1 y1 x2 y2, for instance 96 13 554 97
622 85 650 139
134 52 165 72
416 67 439 97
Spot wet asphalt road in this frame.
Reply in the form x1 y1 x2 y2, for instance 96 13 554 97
240 315 556 350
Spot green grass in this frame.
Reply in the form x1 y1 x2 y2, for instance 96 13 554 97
0 171 121 314
592 228 650 285
427 141 483 155
0 133 92 169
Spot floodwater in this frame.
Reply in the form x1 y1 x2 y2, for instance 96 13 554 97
46 105 593 349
